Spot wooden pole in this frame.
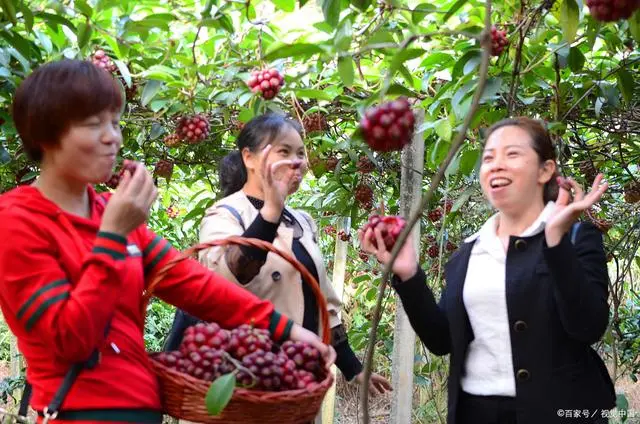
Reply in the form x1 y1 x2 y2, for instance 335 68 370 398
318 216 350 424
390 108 425 423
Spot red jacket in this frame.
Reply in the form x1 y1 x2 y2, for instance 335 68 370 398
0 185 293 423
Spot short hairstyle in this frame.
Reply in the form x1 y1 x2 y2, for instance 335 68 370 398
11 59 123 162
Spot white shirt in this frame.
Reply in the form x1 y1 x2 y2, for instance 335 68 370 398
460 202 556 396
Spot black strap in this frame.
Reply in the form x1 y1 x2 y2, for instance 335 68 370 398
217 205 245 230
37 319 112 421
18 381 31 417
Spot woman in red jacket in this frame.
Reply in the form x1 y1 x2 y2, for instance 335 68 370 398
0 59 334 424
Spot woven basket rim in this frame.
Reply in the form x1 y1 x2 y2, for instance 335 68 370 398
150 354 334 399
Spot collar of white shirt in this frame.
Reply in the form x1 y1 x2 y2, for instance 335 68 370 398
464 201 557 245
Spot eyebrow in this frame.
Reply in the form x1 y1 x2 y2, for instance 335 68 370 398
276 142 303 150
483 145 526 153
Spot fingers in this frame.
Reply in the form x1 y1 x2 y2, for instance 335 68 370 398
566 178 585 203
377 376 393 391
324 345 336 370
122 162 147 195
270 159 296 174
360 228 375 253
373 227 387 254
260 144 273 185
555 176 570 206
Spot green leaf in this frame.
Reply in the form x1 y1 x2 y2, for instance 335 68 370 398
337 56 354 87
630 9 640 43
419 52 454 70
35 12 77 31
294 89 333 101
442 0 468 22
451 81 475 119
617 68 634 105
202 0 215 17
141 80 163 107
334 19 352 51
350 0 371 12
459 147 480 176
1 0 17 25
150 122 165 140
412 3 437 24
0 30 32 60
559 0 580 43
452 186 474 212
76 21 93 50
435 119 452 142
480 77 503 102
21 3 34 32
366 287 377 301
463 54 481 75
567 47 585 72
114 60 132 88
452 50 481 80
216 15 234 33
321 0 341 28
388 48 424 80
272 0 296 12
264 43 324 60
238 108 254 122
75 0 94 17
429 137 450 169
366 31 396 46
205 373 236 415
387 83 417 97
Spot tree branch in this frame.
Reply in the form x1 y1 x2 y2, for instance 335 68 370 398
358 1 494 422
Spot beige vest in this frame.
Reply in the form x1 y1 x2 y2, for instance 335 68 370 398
198 190 342 337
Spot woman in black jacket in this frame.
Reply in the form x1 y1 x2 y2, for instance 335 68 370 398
360 117 616 424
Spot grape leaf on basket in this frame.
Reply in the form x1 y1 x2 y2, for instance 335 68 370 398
205 373 236 416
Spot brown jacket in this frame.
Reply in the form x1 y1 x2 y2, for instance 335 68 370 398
198 190 343 335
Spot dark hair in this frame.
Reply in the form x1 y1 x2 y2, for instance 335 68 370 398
219 113 303 197
11 59 123 162
484 117 559 203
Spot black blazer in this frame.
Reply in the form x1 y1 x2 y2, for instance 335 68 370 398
393 221 616 424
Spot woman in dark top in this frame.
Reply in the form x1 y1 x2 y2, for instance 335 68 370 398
360 117 615 424
166 113 391 395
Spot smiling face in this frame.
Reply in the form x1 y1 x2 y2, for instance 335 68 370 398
42 109 123 185
479 125 556 214
244 125 308 195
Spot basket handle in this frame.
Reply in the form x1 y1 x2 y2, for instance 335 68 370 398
142 236 331 345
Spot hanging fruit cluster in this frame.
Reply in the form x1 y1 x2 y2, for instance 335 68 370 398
91 49 117 73
176 114 210 144
302 113 328 133
586 0 640 21
490 26 509 56
355 183 374 210
360 97 415 152
247 69 285 100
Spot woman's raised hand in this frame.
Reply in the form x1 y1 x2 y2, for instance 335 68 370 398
100 161 158 237
545 174 608 247
259 144 303 223
358 226 419 282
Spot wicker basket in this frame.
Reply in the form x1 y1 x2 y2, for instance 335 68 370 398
142 236 334 424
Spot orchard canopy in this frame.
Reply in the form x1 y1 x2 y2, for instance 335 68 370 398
0 0 639 418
